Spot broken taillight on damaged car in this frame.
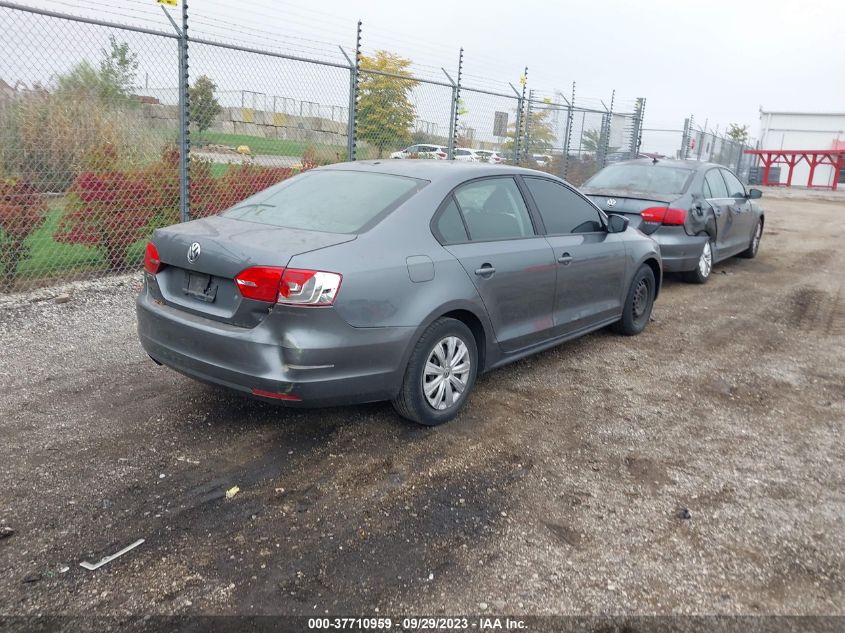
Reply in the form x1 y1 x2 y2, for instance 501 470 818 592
235 266 342 306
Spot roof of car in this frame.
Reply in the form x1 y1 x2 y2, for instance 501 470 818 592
319 159 550 182
616 157 727 171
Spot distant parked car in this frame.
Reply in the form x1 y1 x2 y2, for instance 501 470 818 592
532 154 553 167
582 158 764 283
138 161 661 426
390 144 447 160
474 150 505 164
454 148 480 162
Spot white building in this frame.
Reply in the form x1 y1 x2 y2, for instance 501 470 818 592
758 110 845 187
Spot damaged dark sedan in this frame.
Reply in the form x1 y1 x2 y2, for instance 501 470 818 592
582 159 764 283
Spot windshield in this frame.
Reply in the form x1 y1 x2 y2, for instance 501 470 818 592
223 170 425 233
584 164 694 196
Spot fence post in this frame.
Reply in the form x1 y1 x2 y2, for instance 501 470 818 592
339 20 361 161
510 67 527 164
629 97 645 159
524 89 534 162
680 116 690 159
560 82 575 180
445 47 463 160
161 1 190 222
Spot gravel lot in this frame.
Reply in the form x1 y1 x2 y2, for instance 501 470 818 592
1 196 843 621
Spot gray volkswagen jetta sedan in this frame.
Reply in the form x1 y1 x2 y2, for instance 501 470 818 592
582 159 764 284
137 161 661 425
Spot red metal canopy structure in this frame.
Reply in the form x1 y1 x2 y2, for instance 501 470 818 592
744 148 845 191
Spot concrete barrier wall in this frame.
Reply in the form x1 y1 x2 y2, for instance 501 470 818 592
142 104 348 146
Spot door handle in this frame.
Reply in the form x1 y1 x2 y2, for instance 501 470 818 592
557 253 573 265
474 264 496 277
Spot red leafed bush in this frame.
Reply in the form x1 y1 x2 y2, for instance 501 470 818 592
56 143 173 271
56 145 311 270
0 178 47 287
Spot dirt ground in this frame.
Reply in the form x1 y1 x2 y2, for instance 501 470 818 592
1 196 843 623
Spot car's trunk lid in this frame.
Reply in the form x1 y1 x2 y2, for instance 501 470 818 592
151 215 355 327
582 189 678 230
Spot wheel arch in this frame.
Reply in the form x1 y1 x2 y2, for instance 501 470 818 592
398 300 496 384
642 256 662 299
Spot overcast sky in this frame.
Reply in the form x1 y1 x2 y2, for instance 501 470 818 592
17 0 845 138
304 0 845 135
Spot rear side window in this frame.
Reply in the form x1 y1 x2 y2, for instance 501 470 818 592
524 177 603 234
435 199 468 243
454 178 534 241
223 170 424 234
720 169 746 198
584 164 693 195
704 169 729 199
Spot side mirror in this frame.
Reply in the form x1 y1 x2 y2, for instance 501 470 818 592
607 213 629 233
748 188 763 199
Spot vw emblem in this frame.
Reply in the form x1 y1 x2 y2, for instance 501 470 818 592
606 198 617 208
187 242 201 263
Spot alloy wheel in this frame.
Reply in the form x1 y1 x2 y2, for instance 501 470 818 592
699 241 713 278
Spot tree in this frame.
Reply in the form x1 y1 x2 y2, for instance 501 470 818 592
56 36 138 103
503 106 556 159
727 123 749 144
357 51 418 158
580 128 619 156
190 75 222 139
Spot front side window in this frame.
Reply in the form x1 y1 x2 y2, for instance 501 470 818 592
454 177 534 241
524 177 604 234
704 169 729 199
223 170 424 234
720 169 746 198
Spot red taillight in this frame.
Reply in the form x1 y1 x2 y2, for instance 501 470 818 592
251 388 301 401
144 242 162 274
235 266 284 303
641 207 687 226
436 151 447 159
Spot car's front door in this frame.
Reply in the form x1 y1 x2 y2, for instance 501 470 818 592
702 168 734 258
720 168 755 253
521 176 627 336
441 177 557 352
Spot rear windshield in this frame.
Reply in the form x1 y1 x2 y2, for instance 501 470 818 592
584 164 694 195
223 170 425 233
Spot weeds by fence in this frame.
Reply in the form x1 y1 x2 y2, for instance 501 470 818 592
0 0 645 291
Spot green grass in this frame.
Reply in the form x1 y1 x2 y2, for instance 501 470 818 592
18 200 105 277
197 132 331 158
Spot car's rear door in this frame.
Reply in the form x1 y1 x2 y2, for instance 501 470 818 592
439 176 557 352
521 176 627 336
702 168 734 258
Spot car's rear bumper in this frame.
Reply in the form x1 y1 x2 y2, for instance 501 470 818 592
136 287 415 407
651 227 709 272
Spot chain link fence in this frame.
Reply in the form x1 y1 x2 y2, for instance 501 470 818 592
0 1 645 291
640 117 756 182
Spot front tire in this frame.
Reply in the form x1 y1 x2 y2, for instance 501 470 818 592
683 235 714 284
739 219 763 258
392 318 478 426
613 264 656 336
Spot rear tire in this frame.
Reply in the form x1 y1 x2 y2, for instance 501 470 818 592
613 264 655 336
739 219 763 259
392 318 478 426
683 235 714 284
